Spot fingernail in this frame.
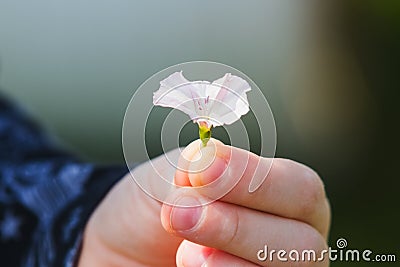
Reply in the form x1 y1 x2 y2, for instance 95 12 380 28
171 196 203 231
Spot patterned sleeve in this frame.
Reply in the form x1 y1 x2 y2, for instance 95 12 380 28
0 96 128 267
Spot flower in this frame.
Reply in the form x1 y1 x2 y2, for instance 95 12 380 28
153 71 251 146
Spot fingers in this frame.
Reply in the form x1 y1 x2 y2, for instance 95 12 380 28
175 138 226 186
161 193 329 266
176 240 259 267
174 140 330 237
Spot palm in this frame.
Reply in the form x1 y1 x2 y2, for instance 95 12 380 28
81 149 183 266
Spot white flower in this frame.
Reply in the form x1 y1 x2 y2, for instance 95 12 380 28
153 71 251 145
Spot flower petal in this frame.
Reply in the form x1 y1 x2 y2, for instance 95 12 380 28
207 73 251 125
153 71 200 120
153 71 251 127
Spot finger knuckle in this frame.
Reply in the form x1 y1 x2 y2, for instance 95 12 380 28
295 225 328 267
287 160 325 218
220 208 241 248
301 173 325 217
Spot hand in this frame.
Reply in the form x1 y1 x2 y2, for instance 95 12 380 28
162 139 331 266
78 139 330 266
77 148 185 266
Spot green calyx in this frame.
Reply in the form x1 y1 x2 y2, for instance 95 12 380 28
199 124 212 147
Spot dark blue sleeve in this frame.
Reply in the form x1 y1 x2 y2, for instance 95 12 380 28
0 96 128 267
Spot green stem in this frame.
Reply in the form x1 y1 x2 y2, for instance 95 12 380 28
199 125 212 147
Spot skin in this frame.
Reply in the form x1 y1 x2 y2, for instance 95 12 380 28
78 138 331 266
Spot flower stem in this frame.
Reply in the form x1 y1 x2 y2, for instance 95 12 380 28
199 124 212 147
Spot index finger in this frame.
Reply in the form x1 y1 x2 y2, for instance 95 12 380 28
174 139 330 237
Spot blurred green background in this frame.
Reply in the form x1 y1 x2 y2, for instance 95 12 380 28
0 0 398 266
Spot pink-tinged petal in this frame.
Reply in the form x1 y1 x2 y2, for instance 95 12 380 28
153 71 201 120
207 73 251 125
153 72 251 127
209 73 251 102
153 71 196 104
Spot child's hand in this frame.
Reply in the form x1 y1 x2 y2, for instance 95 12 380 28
162 138 331 266
78 139 330 267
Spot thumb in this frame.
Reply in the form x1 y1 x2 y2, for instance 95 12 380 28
175 138 230 187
